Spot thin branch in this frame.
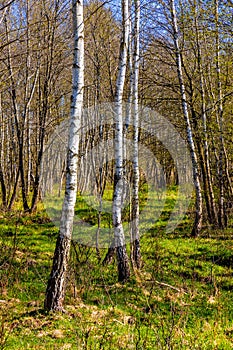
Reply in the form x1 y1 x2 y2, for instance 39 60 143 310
0 0 15 11
145 280 188 294
205 90 233 114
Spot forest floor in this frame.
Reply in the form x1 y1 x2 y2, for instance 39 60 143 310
0 192 233 349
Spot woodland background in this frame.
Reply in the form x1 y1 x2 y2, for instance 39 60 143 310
0 0 233 349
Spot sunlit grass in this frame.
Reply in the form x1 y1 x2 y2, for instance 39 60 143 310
0 186 233 349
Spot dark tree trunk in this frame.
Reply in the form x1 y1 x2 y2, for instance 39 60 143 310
132 238 141 269
102 244 116 265
116 245 130 282
8 168 20 210
0 166 7 208
19 142 29 212
44 235 71 311
30 145 44 212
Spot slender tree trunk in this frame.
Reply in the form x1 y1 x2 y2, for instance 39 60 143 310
170 0 203 237
8 168 20 210
0 167 7 208
30 146 44 212
131 0 141 268
31 16 55 212
0 95 7 208
113 0 130 282
193 2 218 226
26 113 32 195
215 0 226 229
127 0 134 264
44 0 84 311
5 15 30 212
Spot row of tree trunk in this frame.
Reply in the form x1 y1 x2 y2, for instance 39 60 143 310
44 0 142 311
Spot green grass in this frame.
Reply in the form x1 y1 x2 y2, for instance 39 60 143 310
0 188 233 349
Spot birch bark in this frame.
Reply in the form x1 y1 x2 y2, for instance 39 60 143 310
170 0 203 236
113 0 130 282
131 0 141 268
193 1 218 226
44 0 84 311
215 0 226 228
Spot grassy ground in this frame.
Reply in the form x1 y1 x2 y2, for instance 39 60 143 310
0 191 233 349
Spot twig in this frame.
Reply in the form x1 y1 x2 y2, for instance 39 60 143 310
156 280 187 293
147 280 188 294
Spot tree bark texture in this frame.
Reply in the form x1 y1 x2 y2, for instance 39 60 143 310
113 0 130 282
131 0 141 268
44 0 84 311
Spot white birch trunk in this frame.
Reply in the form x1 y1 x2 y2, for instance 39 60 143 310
113 0 130 282
194 2 218 226
125 0 133 130
215 0 226 228
170 0 203 236
131 0 141 268
44 0 84 311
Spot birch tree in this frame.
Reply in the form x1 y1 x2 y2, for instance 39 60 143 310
170 0 203 236
44 0 84 311
113 0 130 282
214 0 226 228
192 0 218 226
131 0 141 268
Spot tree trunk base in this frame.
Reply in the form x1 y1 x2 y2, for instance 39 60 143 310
117 245 130 282
44 235 71 311
132 239 141 269
102 244 116 266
